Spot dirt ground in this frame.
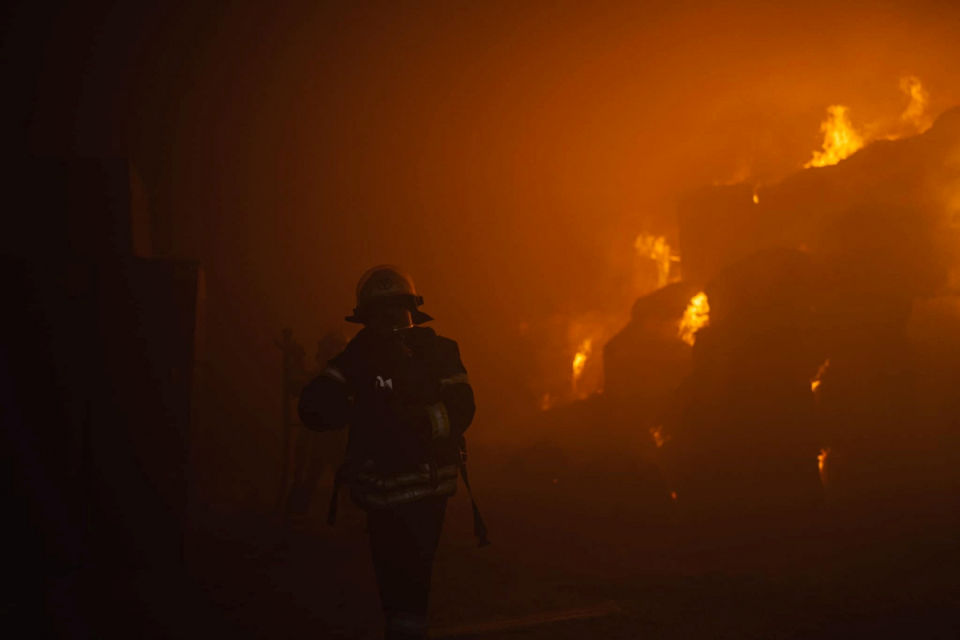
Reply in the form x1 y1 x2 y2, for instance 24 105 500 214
83 440 959 640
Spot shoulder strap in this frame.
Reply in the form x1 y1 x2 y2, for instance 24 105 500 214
457 452 490 547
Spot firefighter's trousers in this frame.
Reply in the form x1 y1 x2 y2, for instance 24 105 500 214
367 496 447 640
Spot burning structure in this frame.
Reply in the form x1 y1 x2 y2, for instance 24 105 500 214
528 100 960 530
675 105 960 505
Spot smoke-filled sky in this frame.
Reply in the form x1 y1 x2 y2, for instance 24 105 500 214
5 1 960 445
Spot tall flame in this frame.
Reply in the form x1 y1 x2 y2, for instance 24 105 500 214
635 234 678 289
805 105 864 168
572 338 593 392
679 292 710 346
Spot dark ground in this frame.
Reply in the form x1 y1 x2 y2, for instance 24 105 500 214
85 441 959 640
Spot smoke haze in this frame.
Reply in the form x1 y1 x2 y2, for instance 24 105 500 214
5 0 960 504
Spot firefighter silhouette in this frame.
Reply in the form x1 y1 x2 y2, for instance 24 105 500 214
298 265 484 640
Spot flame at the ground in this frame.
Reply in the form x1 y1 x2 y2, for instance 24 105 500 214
635 234 679 289
811 358 830 392
805 105 864 168
679 292 710 346
572 338 593 391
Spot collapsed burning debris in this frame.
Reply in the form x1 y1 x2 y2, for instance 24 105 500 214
670 248 824 525
513 98 960 533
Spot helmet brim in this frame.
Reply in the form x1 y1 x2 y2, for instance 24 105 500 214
346 308 434 325
411 309 434 325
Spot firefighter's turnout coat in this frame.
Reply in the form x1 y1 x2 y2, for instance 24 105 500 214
298 326 475 509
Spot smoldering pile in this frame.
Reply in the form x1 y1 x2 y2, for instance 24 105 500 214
501 107 960 536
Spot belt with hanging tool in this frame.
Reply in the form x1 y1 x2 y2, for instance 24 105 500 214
327 453 489 547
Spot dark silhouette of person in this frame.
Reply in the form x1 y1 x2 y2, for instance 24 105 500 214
298 265 477 640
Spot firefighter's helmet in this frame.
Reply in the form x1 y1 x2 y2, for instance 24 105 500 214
346 265 433 326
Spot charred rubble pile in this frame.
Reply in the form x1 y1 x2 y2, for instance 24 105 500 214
514 107 960 533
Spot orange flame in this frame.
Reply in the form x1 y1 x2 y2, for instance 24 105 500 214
679 292 710 346
817 448 829 472
649 425 668 448
805 105 864 168
811 358 830 392
804 77 932 170
540 392 554 412
635 234 679 289
899 76 932 133
572 338 593 392
817 447 830 488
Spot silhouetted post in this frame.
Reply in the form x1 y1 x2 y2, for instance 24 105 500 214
274 328 306 514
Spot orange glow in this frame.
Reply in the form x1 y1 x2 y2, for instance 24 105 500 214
679 292 710 346
670 491 677 501
540 392 554 412
560 316 626 403
572 338 593 392
817 448 830 487
649 425 667 448
811 358 830 392
900 76 932 133
634 234 679 289
803 78 933 171
752 191 759 204
805 105 864 168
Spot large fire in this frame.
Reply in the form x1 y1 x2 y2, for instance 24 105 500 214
805 77 933 169
546 79 940 412
678 292 710 346
805 105 864 169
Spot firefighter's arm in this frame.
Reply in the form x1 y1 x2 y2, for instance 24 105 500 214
432 338 475 440
297 360 352 432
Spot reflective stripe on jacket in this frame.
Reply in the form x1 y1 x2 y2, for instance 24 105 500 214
298 326 474 509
